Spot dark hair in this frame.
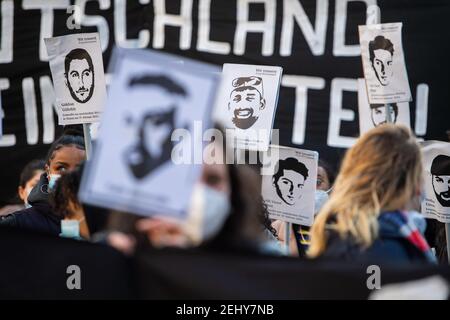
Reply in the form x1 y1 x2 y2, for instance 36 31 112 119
208 163 277 249
230 85 262 96
431 154 450 175
318 159 336 187
369 35 394 63
64 48 94 76
273 157 309 183
19 159 45 187
51 162 84 218
204 127 278 249
45 130 85 165
128 74 188 97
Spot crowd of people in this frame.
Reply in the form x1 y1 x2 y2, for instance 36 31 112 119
0 123 448 266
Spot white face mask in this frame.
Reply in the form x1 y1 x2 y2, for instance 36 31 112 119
60 219 81 239
314 188 331 216
183 183 231 246
48 173 61 191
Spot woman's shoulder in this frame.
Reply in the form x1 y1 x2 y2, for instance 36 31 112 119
1 206 61 236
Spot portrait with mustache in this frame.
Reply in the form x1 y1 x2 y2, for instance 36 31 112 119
430 154 450 207
124 74 188 180
228 76 266 129
64 48 95 104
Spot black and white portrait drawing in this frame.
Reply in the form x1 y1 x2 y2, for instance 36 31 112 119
124 74 188 180
370 103 398 127
358 23 411 104
45 33 106 125
64 48 95 103
227 76 266 129
78 49 220 219
369 35 394 87
213 63 282 151
357 79 410 135
430 154 450 207
272 157 309 206
261 146 318 226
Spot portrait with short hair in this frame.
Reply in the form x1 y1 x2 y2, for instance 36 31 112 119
420 141 450 224
64 48 95 103
45 33 106 125
228 76 266 129
124 74 188 179
357 79 411 135
358 23 412 104
79 48 220 220
369 103 398 127
272 157 309 206
430 154 450 207
261 146 318 226
213 63 283 151
369 35 394 87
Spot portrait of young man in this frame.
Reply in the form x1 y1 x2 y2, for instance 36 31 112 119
124 74 188 180
228 76 266 129
369 35 394 86
370 103 398 127
430 154 450 207
64 48 95 103
272 157 309 206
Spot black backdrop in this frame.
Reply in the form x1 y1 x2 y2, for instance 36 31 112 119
1 0 449 205
1 225 450 299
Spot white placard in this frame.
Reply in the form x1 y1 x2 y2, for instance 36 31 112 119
79 48 220 219
213 63 283 151
421 141 450 223
261 145 318 226
359 23 412 104
357 78 411 134
45 33 106 125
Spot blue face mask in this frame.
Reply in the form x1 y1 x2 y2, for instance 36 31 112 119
48 174 61 191
60 219 84 239
314 187 332 216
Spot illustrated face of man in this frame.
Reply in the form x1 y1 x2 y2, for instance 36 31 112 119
228 87 264 129
67 58 93 103
274 169 305 206
432 175 450 207
130 88 176 157
372 49 393 86
370 105 397 127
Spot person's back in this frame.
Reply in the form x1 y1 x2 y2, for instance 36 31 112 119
308 124 436 264
321 211 431 263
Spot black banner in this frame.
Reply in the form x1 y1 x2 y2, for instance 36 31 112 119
1 0 449 204
1 226 450 300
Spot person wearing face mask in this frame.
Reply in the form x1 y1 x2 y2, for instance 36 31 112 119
104 129 282 256
0 159 45 216
272 159 336 257
0 129 86 236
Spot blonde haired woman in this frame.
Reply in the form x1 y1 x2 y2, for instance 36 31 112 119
308 124 436 263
